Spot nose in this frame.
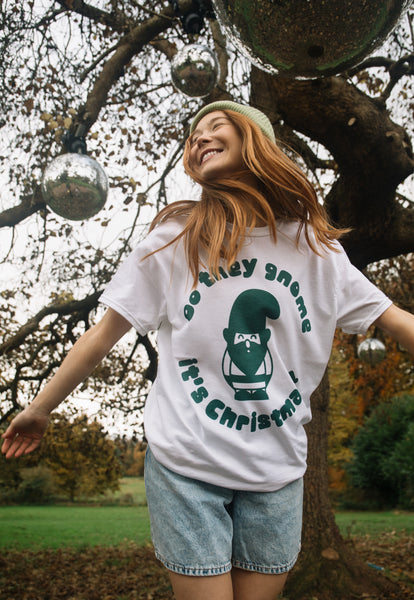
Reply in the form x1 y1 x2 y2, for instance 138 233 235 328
196 132 213 146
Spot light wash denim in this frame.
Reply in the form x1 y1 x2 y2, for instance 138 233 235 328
144 446 303 576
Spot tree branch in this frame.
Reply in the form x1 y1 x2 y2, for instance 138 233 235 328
210 18 229 90
381 54 414 102
75 0 197 131
250 69 414 267
274 125 335 173
343 202 414 268
346 55 395 76
55 0 127 30
0 291 101 355
139 334 158 383
0 190 45 228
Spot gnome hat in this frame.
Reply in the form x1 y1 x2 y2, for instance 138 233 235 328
227 290 280 333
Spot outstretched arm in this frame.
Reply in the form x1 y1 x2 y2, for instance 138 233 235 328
1 308 131 459
374 304 414 356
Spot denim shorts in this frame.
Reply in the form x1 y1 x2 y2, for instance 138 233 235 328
144 446 303 576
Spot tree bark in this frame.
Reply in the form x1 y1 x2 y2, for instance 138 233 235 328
250 69 414 268
284 373 400 599
250 72 413 597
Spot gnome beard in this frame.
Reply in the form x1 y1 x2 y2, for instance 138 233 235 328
228 333 267 377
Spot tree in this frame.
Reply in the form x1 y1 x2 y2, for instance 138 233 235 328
347 394 414 509
1 1 413 597
39 413 122 501
114 436 146 477
327 253 414 496
327 340 360 497
0 413 121 501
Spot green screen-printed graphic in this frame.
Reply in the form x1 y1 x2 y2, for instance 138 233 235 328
222 289 280 401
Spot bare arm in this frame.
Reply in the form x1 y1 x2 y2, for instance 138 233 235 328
373 304 414 356
1 308 132 458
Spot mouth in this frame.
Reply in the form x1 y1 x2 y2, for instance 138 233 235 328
200 149 223 165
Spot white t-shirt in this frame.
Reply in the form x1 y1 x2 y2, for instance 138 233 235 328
100 218 391 491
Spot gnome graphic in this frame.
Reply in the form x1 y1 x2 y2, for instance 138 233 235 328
222 289 280 401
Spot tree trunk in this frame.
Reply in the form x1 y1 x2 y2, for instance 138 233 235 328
284 372 401 599
248 70 413 597
250 69 414 269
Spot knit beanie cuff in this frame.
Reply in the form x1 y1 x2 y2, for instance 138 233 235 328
189 101 275 143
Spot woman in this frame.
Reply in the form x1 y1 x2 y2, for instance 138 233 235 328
3 101 414 600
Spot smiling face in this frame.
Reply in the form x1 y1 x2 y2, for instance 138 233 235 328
188 111 247 182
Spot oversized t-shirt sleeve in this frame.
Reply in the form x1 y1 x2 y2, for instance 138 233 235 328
99 229 170 335
334 246 392 334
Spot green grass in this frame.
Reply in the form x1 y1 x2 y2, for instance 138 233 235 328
86 476 147 505
1 477 413 550
113 476 147 501
335 510 414 537
0 478 151 550
0 504 152 549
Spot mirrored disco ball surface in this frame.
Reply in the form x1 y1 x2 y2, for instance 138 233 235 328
171 44 219 97
357 338 386 365
41 153 108 220
212 0 410 78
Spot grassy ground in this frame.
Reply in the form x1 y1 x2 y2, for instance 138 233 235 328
0 505 152 549
1 479 413 599
0 477 151 549
101 476 147 504
1 478 413 551
335 510 414 537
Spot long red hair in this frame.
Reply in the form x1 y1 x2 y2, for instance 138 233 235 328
147 109 347 286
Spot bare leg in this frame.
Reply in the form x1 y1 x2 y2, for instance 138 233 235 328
169 571 233 600
232 568 288 600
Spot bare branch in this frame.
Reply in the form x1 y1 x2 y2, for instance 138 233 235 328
0 292 101 355
275 125 335 173
139 335 158 383
0 406 19 426
79 42 121 83
381 54 414 102
75 0 197 130
346 53 414 103
0 191 45 229
211 18 229 89
55 0 127 30
346 55 395 77
150 36 177 61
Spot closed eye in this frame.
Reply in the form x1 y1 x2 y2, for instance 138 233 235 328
190 119 228 146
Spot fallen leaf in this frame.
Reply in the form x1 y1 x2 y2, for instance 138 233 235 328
321 547 340 560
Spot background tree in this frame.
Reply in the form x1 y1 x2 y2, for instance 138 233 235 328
347 394 414 509
114 436 146 477
0 413 121 502
328 253 414 496
0 1 413 598
39 413 122 501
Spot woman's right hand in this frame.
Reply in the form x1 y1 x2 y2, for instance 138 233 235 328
1 406 50 459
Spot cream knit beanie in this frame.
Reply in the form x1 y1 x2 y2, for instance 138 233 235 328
189 101 276 143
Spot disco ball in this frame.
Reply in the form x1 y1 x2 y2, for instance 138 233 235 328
357 338 386 365
171 44 219 97
212 0 410 79
41 153 108 221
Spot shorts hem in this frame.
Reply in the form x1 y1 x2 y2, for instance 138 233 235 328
232 548 300 575
155 550 232 577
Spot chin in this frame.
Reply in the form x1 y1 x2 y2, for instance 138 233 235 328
199 167 233 182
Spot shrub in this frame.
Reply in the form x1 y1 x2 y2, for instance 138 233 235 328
347 394 414 508
15 465 56 504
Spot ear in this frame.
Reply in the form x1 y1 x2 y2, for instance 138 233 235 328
223 328 231 343
262 329 271 344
